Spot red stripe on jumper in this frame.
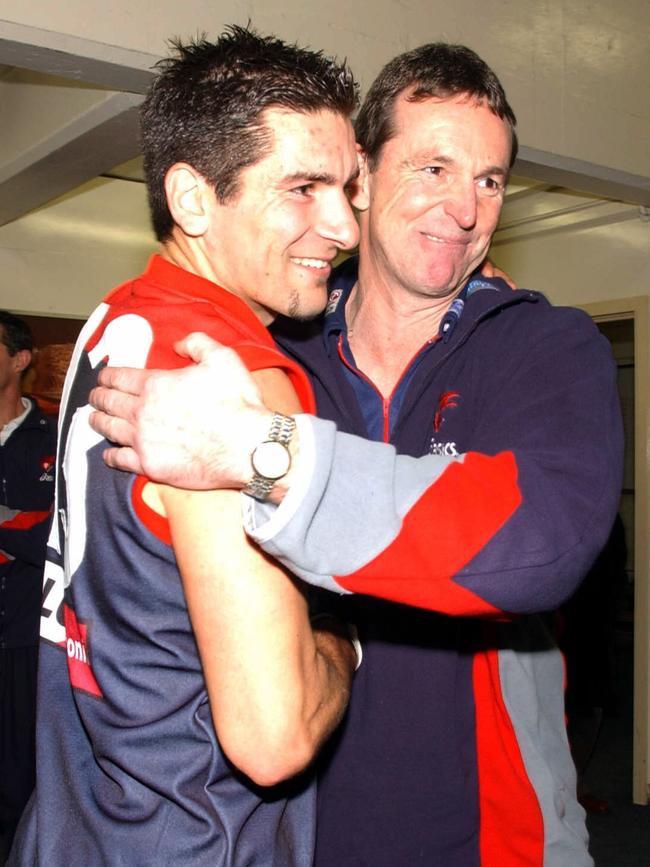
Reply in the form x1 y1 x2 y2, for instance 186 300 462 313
473 640 544 866
0 509 51 530
336 451 521 615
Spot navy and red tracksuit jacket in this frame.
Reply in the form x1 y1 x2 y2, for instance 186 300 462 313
250 258 624 867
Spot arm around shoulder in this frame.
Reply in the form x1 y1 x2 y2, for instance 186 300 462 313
245 304 623 617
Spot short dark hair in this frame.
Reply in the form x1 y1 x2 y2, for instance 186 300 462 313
356 43 518 171
141 25 359 241
0 310 33 355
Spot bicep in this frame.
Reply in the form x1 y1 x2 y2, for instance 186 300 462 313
156 484 309 740
162 486 306 662
252 366 303 414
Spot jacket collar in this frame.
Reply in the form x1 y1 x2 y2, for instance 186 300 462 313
322 256 536 353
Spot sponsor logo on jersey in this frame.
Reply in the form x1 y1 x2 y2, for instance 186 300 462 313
64 604 103 698
429 439 460 456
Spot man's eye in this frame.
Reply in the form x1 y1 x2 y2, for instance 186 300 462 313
344 179 360 199
478 177 504 195
423 166 444 177
292 184 314 196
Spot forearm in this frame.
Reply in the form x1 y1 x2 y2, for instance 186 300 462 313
162 484 352 786
200 578 354 786
305 616 356 745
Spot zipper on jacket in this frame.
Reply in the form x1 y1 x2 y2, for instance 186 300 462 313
337 333 437 443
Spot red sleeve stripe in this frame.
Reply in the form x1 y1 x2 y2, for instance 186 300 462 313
336 452 521 615
473 641 544 866
0 509 52 530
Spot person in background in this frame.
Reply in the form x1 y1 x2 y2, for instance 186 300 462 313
0 312 55 864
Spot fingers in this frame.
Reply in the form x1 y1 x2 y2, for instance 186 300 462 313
89 386 140 424
89 410 136 448
101 446 145 476
174 332 225 365
96 366 151 395
479 257 495 278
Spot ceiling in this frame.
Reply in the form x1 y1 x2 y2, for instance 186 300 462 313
0 60 646 276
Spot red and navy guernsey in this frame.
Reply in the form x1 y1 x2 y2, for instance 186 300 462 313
10 256 317 867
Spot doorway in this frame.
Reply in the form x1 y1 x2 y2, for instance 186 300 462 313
582 297 649 807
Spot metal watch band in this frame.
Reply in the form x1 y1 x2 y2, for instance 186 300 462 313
242 412 296 502
242 473 275 501
267 411 296 446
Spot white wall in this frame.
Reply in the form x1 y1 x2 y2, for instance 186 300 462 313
1 178 153 318
492 206 650 308
2 0 649 178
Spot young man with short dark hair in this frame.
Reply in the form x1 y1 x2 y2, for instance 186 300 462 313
9 28 360 867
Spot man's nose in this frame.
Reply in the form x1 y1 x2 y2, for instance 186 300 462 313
443 179 477 229
320 191 359 250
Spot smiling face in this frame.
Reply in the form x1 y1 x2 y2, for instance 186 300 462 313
204 107 360 324
359 92 512 303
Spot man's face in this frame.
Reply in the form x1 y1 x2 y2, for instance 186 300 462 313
0 329 19 391
206 108 359 323
361 92 512 301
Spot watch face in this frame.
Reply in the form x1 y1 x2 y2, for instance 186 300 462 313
251 440 291 480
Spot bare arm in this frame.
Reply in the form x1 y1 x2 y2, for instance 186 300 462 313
146 366 354 786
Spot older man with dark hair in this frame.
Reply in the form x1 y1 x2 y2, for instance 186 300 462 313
91 42 621 867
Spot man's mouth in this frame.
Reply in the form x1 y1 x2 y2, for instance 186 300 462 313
290 257 331 269
422 233 469 246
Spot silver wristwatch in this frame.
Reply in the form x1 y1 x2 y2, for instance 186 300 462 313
243 413 296 502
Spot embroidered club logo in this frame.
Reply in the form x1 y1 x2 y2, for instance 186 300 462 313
325 288 343 316
430 391 461 456
433 391 460 433
39 454 55 482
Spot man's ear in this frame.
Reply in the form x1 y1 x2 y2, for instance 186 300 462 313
13 348 32 376
349 144 370 212
164 163 211 237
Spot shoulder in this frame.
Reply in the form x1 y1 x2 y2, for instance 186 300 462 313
518 294 611 361
483 289 609 353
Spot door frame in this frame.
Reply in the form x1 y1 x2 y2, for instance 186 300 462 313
581 295 649 805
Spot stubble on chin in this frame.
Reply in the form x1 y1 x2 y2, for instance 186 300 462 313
287 290 301 320
286 287 327 322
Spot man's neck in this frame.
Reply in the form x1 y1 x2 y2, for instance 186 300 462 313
160 237 274 327
347 259 461 397
0 386 27 429
160 236 220 286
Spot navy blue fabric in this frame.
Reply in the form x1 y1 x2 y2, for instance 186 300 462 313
323 262 481 442
271 257 622 866
0 401 55 845
10 287 315 867
0 401 55 649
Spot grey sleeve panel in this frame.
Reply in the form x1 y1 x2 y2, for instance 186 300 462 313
244 415 464 590
496 618 594 867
